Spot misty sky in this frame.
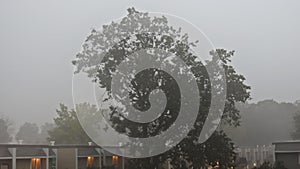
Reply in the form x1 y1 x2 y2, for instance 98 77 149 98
0 0 299 126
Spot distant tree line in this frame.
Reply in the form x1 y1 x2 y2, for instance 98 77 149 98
224 99 300 146
0 103 92 144
0 117 55 144
2 99 300 146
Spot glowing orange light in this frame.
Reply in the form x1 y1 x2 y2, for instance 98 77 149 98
87 156 94 167
31 158 41 169
112 156 119 165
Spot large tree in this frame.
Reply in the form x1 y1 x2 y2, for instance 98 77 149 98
72 8 251 168
0 117 12 143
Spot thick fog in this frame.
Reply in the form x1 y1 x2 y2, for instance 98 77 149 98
0 0 300 127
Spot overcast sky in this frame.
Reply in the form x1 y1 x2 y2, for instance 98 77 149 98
0 0 299 126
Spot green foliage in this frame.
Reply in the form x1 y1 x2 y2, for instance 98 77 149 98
213 49 251 126
125 131 236 169
48 104 92 144
0 117 12 143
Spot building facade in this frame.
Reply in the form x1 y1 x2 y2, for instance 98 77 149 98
0 144 124 169
273 140 300 169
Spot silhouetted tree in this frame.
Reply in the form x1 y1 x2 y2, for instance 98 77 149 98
73 8 251 168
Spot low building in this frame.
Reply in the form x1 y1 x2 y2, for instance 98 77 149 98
235 145 274 168
0 144 124 169
273 140 300 169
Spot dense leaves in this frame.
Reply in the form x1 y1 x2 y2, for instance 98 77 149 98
72 8 251 168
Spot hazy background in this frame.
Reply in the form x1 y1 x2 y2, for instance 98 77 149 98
0 0 300 127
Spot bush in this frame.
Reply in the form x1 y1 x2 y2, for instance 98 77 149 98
252 161 287 169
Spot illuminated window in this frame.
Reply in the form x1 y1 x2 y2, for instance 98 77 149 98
87 156 94 167
31 158 41 169
112 156 119 165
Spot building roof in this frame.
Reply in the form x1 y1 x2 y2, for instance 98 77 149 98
0 144 120 158
77 148 99 157
0 144 122 149
272 140 300 144
272 140 300 153
16 147 46 158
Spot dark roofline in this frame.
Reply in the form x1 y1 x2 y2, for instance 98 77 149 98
0 144 122 149
0 144 50 148
272 140 300 144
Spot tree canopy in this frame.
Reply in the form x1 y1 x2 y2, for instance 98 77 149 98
72 8 251 168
